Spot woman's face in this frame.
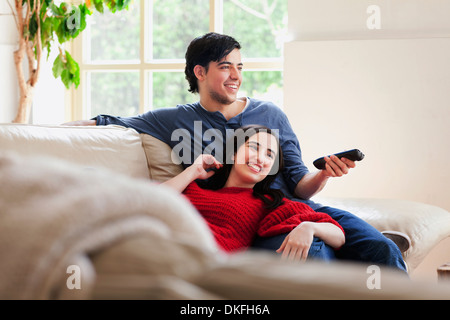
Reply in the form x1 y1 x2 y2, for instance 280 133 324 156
225 131 279 188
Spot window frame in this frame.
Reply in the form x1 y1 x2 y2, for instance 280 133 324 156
68 0 284 121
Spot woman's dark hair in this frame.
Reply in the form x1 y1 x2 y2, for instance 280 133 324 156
200 125 285 210
185 32 241 94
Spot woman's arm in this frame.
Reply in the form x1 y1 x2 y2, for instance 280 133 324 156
161 154 222 192
276 221 345 261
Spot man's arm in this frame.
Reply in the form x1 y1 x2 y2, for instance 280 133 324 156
62 109 181 145
62 120 96 126
294 155 356 199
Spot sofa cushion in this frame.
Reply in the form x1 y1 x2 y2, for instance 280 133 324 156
0 124 149 179
140 133 183 182
313 196 450 272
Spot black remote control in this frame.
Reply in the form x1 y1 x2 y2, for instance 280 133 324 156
313 149 365 170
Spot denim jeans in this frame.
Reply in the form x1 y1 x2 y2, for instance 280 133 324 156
252 206 408 273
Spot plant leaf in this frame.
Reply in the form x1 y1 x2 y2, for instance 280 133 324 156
52 50 80 89
52 53 65 78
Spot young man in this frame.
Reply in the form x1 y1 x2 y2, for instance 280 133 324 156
67 32 407 272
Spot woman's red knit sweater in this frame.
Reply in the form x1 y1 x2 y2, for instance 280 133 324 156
182 182 344 252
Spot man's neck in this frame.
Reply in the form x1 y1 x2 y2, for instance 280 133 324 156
200 97 247 121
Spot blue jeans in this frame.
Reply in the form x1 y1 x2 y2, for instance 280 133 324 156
252 206 407 273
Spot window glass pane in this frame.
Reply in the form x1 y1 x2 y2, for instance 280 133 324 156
151 0 210 60
89 72 140 117
151 72 194 109
89 1 140 62
223 0 288 58
240 71 283 107
77 1 286 121
150 71 283 110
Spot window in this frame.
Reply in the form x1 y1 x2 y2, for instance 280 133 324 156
70 0 288 120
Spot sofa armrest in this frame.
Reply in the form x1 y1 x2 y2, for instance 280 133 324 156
313 196 450 273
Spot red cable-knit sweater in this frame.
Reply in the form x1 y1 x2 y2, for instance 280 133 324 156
182 182 344 252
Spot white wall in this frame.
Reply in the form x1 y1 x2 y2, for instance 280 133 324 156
0 2 65 124
284 0 450 211
31 46 66 124
0 1 18 123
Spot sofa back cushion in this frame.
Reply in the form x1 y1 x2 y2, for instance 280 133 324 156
140 133 183 182
0 124 149 179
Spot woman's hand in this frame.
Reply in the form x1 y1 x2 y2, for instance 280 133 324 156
161 154 222 192
191 154 223 180
276 222 315 261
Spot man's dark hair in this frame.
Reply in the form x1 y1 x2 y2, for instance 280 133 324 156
185 32 241 94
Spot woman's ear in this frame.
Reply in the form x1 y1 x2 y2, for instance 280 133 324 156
193 65 206 81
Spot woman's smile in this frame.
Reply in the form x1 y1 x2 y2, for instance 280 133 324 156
247 162 262 173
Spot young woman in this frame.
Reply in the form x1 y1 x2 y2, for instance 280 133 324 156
163 125 345 261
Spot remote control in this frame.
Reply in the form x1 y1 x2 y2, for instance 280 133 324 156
313 149 365 170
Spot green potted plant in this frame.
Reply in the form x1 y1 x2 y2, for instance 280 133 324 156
8 0 131 123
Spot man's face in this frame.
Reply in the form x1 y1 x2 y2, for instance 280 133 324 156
202 48 243 105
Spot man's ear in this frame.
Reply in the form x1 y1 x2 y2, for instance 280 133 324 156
193 65 206 80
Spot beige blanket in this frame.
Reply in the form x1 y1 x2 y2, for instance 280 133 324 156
0 152 218 299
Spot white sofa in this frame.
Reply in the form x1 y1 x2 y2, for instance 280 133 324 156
1 123 450 300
